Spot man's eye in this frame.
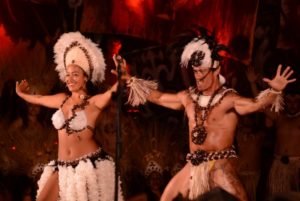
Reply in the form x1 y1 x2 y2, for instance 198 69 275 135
194 70 203 73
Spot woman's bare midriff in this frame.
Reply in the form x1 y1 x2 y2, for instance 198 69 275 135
57 129 99 161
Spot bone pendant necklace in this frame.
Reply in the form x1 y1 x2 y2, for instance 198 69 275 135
191 87 222 144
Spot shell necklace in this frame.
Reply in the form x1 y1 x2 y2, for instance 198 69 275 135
191 87 223 144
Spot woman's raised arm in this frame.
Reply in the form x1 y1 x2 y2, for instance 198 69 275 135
16 79 66 109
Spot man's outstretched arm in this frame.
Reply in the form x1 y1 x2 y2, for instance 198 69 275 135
111 54 184 110
234 64 296 115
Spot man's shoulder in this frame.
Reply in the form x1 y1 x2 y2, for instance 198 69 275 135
178 88 191 96
216 88 241 110
222 87 240 98
222 87 238 95
217 88 239 102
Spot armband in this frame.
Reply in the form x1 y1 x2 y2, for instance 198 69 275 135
126 77 158 106
256 88 284 112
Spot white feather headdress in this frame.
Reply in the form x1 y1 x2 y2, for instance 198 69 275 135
180 38 226 85
180 38 219 69
54 32 106 83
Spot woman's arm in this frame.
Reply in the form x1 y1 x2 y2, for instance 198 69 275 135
16 80 66 108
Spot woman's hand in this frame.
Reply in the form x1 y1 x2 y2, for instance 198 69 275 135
16 79 31 96
111 54 131 80
263 64 296 91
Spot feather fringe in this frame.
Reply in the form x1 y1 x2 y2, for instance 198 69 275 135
36 158 124 201
75 161 88 201
126 77 158 106
36 161 56 199
256 88 284 113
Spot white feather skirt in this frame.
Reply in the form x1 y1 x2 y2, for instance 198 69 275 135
36 149 124 201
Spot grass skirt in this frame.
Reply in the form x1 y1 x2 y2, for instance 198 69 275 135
268 155 300 194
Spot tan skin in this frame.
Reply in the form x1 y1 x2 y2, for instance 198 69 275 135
114 55 296 201
16 64 118 201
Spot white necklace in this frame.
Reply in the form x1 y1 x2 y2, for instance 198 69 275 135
79 94 87 100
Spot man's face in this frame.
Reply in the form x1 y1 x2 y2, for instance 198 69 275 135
193 66 216 91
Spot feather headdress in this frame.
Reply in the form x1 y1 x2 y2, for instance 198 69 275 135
180 26 229 69
176 26 229 85
54 32 106 83
181 38 219 69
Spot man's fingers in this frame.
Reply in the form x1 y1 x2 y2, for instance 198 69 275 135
112 54 118 66
112 54 122 67
123 59 126 68
281 66 291 77
276 64 282 75
285 70 294 79
287 78 297 83
262 78 271 83
111 69 117 76
112 54 126 70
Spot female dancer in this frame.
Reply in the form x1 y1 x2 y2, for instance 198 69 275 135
16 32 123 201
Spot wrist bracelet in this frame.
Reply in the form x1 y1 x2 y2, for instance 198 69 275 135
269 88 282 94
126 77 134 85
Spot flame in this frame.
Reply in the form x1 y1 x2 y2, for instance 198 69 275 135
0 25 14 59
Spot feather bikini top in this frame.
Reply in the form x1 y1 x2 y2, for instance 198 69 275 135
51 96 94 135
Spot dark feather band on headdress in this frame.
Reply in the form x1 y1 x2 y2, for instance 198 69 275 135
54 32 106 83
180 26 229 69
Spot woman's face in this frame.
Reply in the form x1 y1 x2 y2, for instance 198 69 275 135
65 64 87 92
